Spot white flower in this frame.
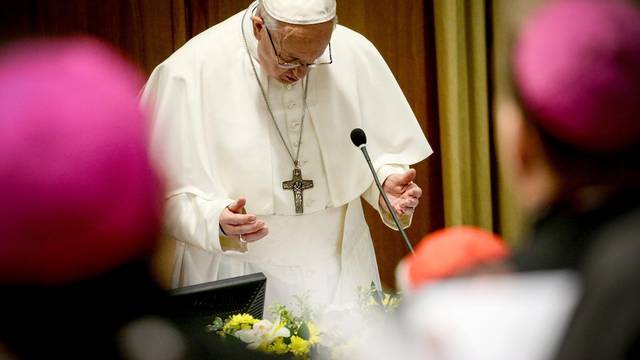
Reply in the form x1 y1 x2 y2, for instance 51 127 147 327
234 318 291 350
265 317 291 340
253 319 274 336
235 329 261 346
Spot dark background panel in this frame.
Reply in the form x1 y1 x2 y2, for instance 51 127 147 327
1 0 188 74
185 0 249 38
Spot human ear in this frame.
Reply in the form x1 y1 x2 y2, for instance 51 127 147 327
251 16 264 39
497 100 539 177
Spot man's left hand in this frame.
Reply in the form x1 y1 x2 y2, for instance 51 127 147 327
380 168 422 216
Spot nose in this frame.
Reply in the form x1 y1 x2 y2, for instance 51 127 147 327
291 66 310 80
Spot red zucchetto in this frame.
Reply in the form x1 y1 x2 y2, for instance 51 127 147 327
398 226 509 290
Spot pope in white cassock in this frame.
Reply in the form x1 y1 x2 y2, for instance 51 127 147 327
142 0 432 309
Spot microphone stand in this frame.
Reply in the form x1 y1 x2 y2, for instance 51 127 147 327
358 145 415 255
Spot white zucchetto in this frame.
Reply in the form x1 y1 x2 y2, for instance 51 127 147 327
260 0 336 25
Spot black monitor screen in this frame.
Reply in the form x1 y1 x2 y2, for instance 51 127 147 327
168 272 266 331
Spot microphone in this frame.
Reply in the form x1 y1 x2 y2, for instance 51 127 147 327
350 128 415 254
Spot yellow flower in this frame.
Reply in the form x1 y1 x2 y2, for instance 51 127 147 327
383 293 400 308
289 335 310 357
266 337 289 355
223 313 258 334
307 322 321 345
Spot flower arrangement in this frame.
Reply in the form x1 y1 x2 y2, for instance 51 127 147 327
206 285 400 359
207 297 320 359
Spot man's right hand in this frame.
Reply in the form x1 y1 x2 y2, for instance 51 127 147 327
219 198 268 242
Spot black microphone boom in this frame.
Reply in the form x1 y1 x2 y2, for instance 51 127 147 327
350 128 415 254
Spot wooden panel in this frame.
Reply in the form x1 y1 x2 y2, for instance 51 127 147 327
0 2 36 45
338 0 444 289
1 0 187 75
186 0 252 38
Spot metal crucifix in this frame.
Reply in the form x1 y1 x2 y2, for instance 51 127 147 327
282 168 314 214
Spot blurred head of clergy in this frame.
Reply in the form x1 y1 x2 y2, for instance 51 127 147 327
251 0 336 84
498 2 640 357
0 39 162 285
0 38 170 358
396 226 510 292
359 3 640 360
497 0 640 216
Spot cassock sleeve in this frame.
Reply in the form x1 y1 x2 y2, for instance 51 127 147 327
335 27 427 229
141 64 234 254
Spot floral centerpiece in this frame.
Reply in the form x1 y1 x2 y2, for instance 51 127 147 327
207 285 400 359
207 296 320 359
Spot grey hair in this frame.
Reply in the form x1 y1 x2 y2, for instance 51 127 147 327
255 2 337 31
256 3 284 30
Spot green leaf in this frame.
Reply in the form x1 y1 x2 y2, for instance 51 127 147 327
206 317 225 332
297 322 310 340
372 287 383 306
205 324 216 333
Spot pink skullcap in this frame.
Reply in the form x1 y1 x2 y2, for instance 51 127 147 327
0 38 163 284
403 226 509 290
514 0 640 152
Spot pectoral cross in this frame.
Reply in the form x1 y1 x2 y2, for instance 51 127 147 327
282 168 314 214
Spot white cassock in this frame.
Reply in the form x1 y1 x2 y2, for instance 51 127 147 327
141 2 432 309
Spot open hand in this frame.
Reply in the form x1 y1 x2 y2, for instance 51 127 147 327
219 198 268 242
380 169 422 216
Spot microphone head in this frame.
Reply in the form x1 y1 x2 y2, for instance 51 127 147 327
350 128 367 147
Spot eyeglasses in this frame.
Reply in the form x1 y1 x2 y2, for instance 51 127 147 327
264 27 333 69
